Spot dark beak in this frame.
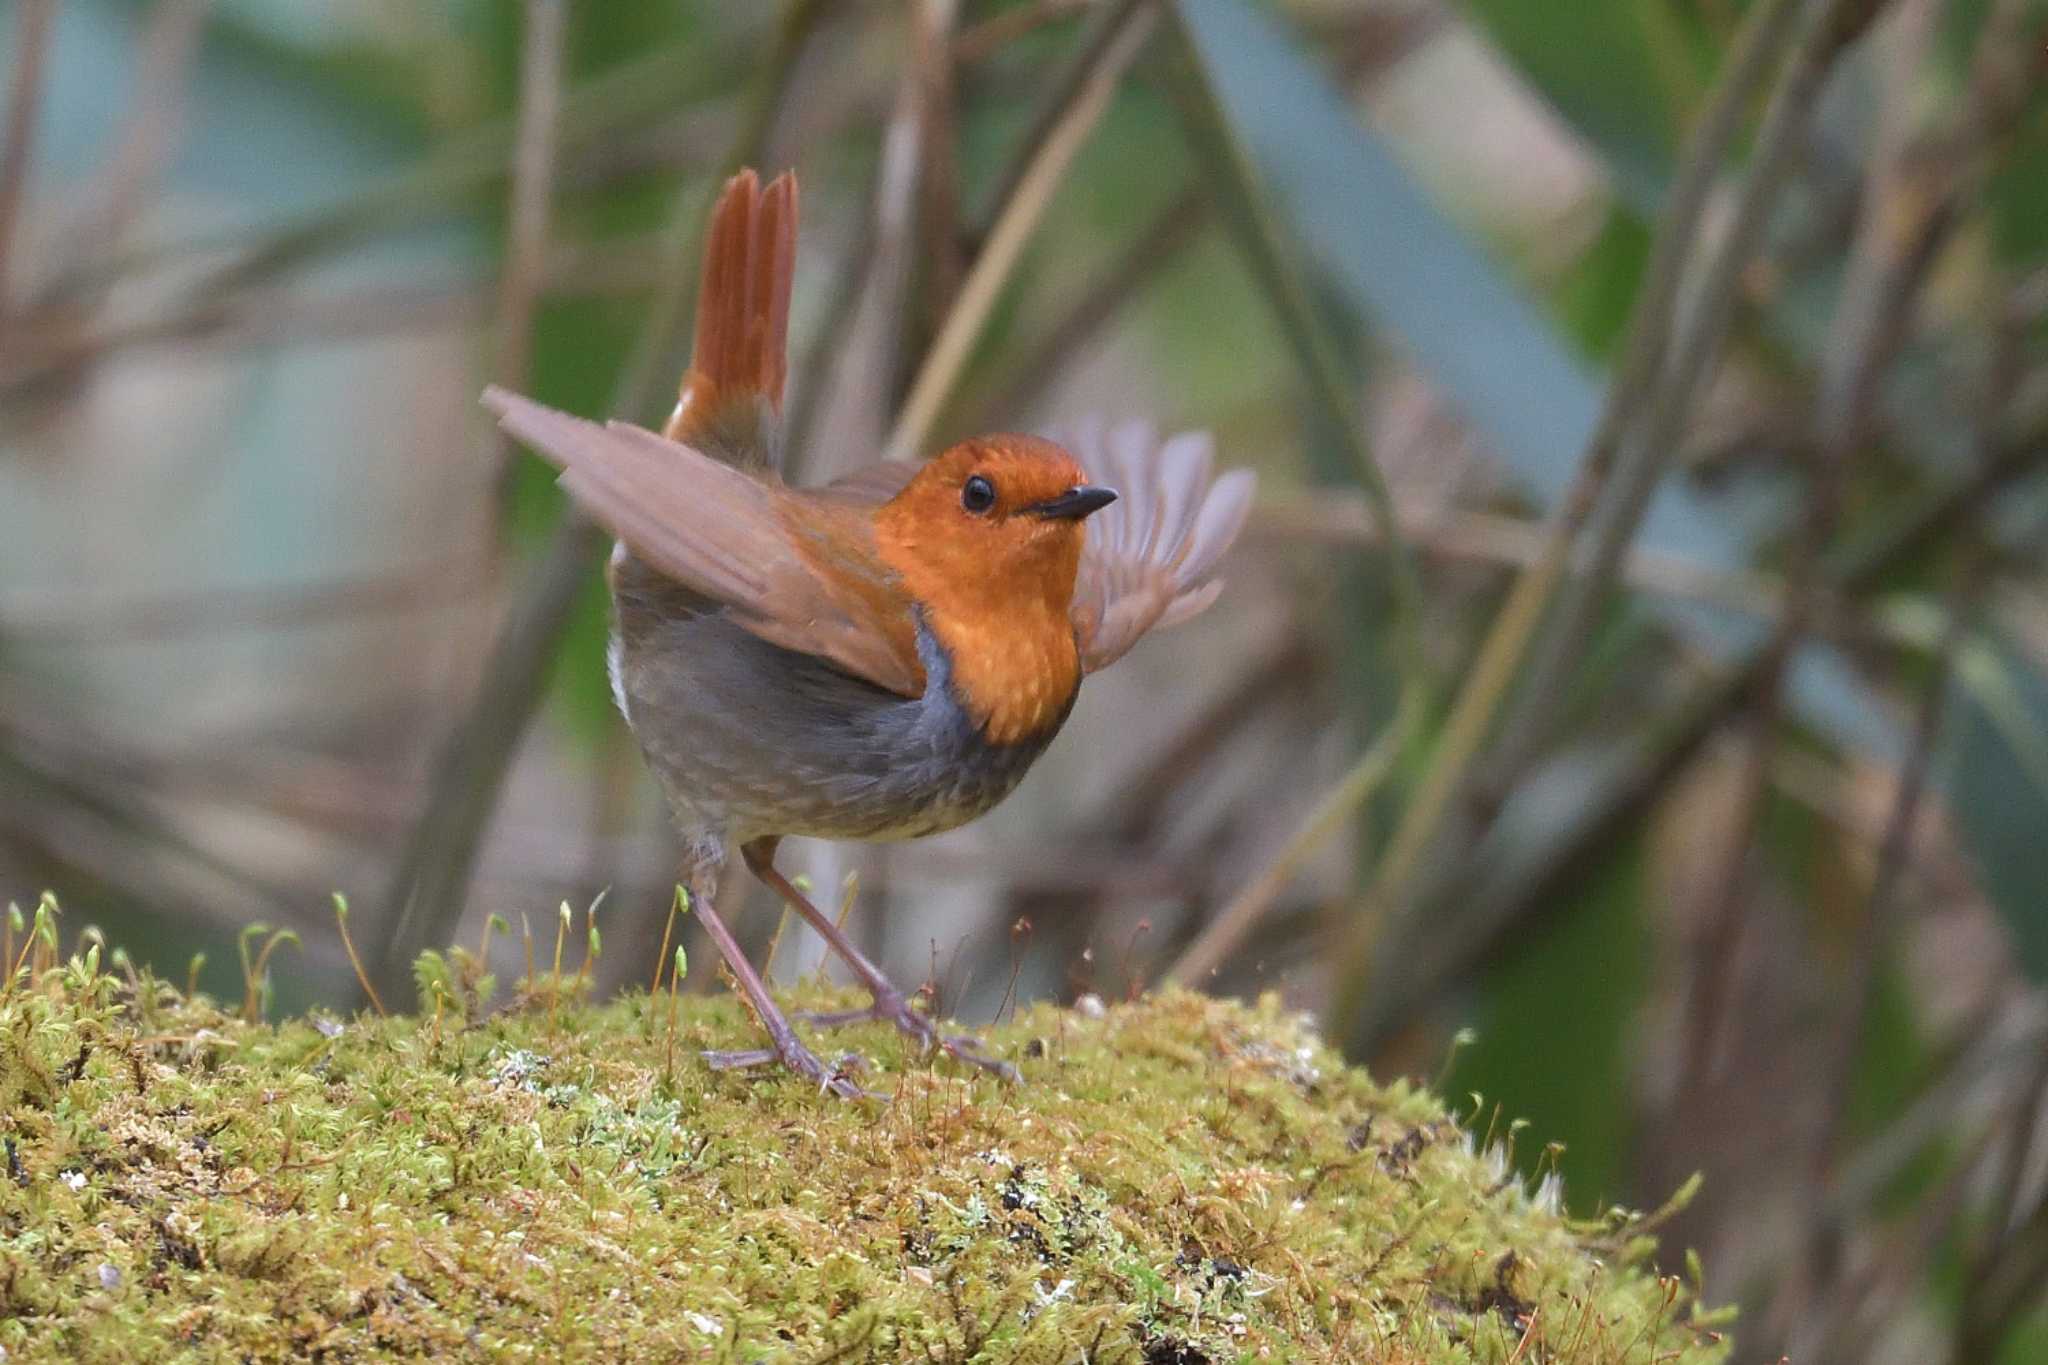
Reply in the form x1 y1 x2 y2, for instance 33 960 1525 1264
1026 485 1118 521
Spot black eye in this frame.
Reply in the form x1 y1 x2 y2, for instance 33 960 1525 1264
961 474 996 514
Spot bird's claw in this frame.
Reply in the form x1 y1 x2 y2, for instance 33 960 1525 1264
801 995 1021 1084
701 1041 873 1101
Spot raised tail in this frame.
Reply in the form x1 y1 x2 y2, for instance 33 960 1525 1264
665 168 798 468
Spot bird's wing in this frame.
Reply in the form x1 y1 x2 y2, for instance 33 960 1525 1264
1056 417 1256 674
811 458 922 506
484 387 926 698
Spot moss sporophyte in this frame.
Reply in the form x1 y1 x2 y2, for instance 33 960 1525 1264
0 924 1731 1362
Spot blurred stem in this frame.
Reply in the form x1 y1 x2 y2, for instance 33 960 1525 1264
1165 688 1417 987
1331 0 1883 1044
0 0 55 320
1478 0 1816 794
1958 1182 2048 1362
781 183 880 473
1684 8 1940 1082
967 0 1146 241
791 33 928 477
77 0 211 272
957 181 1208 428
373 0 834 1003
68 22 760 301
955 0 1091 65
1790 553 1977 1319
1161 2 1432 976
1159 14 1421 666
1817 1119 2005 1362
957 5 1429 432
1829 1004 2048 1231
0 688 300 919
909 0 963 342
485 0 569 486
885 0 1155 462
4 24 766 398
610 12 834 427
0 558 486 641
1340 417 2048 1053
1251 498 1800 629
1958 1048 2048 1360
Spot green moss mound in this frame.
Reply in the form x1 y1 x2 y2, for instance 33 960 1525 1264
0 951 1729 1362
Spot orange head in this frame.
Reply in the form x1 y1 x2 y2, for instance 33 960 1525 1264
872 435 1117 743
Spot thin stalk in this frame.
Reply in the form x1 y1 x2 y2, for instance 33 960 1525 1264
1161 4 1437 973
1166 688 1417 987
332 896 387 1017
954 181 1208 430
373 0 836 1004
1488 0 1886 790
487 0 569 450
1684 0 1937 1083
76 0 211 272
66 27 759 300
1340 420 2048 1053
1332 0 1883 1035
0 0 56 318
1479 0 1815 792
652 886 684 994
1158 16 1420 665
1800 559 1975 1282
885 0 1155 462
909 0 964 336
966 0 1148 240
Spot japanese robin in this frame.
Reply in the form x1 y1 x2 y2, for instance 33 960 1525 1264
484 169 1253 1096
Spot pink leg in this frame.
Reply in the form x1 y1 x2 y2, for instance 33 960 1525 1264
684 867 868 1100
742 839 1020 1083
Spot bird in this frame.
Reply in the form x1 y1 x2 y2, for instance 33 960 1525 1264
484 168 1254 1097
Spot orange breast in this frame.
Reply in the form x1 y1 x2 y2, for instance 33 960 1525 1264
919 602 1081 746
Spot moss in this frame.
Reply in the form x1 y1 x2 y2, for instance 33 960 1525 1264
0 944 1730 1363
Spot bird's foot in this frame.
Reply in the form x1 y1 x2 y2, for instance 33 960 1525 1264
702 1038 872 1101
801 994 1021 1084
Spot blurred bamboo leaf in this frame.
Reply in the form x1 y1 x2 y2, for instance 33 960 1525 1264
1179 3 2048 1013
1197 3 2048 1017
1159 10 1422 669
1552 206 1653 361
1947 637 2048 979
1456 0 1715 207
1175 0 1606 519
1172 0 1898 761
1872 597 2048 981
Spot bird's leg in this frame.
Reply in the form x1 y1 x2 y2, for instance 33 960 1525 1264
685 870 869 1100
741 839 1021 1083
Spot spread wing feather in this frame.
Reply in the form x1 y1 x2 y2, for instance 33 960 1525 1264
482 387 925 698
1055 417 1255 673
814 459 921 506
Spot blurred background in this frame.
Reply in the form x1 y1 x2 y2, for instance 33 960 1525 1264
3 0 2046 1357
